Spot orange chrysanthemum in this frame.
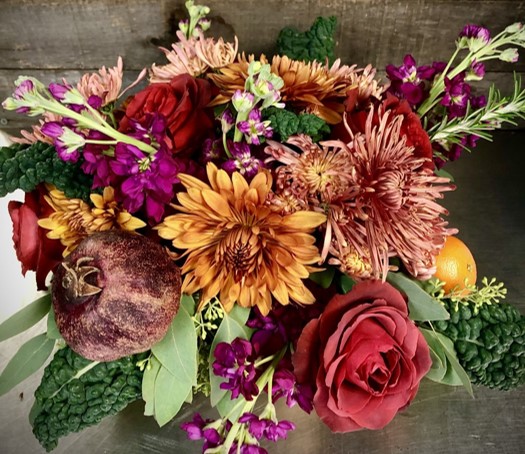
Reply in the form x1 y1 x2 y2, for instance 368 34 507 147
208 54 362 123
155 163 326 315
39 187 146 255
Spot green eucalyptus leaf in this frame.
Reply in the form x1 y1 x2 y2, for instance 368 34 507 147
181 293 196 316
46 310 62 341
0 293 51 342
151 304 198 383
339 274 355 294
142 356 161 417
309 267 336 289
387 272 449 321
434 167 455 182
209 306 252 409
0 333 55 396
421 328 473 396
422 330 448 382
153 365 190 426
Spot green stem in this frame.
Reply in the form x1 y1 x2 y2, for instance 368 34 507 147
39 98 156 154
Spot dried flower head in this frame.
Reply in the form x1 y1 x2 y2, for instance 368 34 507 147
155 163 326 315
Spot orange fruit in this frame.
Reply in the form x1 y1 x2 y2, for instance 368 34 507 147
434 236 477 295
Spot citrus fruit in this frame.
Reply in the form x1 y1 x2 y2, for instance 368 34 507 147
434 236 477 295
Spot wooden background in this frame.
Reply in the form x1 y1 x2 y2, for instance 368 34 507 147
0 0 524 135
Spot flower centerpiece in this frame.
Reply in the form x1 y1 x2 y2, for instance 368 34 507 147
0 2 524 452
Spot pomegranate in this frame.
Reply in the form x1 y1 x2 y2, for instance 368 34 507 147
52 230 181 361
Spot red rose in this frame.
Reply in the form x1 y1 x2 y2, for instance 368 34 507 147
293 280 431 432
8 187 65 290
332 92 434 170
119 74 214 154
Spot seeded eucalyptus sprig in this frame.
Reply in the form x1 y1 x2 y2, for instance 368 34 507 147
429 74 525 148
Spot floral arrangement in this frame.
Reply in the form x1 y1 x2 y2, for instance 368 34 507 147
0 2 524 453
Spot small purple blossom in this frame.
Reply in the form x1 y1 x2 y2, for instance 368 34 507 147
441 74 471 118
386 55 437 106
232 90 255 113
110 143 179 222
41 121 85 162
239 412 295 442
221 109 235 134
467 60 486 80
222 141 264 179
212 338 259 401
236 109 273 145
48 82 71 101
459 24 491 43
180 414 223 453
201 138 226 163
272 368 313 413
229 444 268 454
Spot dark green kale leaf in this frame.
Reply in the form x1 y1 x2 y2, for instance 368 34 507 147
276 16 337 64
0 141 94 201
31 347 147 452
433 300 525 390
264 107 330 142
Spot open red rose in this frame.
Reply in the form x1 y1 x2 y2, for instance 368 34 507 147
293 280 431 432
332 92 434 170
8 187 65 290
119 74 214 155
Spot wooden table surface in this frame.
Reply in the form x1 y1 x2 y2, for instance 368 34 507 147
0 130 524 453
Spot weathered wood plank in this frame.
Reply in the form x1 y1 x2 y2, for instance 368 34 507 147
0 0 523 71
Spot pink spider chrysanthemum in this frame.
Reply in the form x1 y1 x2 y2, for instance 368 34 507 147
324 109 457 280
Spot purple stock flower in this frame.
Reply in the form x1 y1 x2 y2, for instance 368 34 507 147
180 414 223 453
48 82 71 101
222 141 263 179
386 55 437 106
41 121 85 162
201 138 226 163
82 131 115 188
229 444 268 454
467 60 486 80
272 368 313 413
239 412 295 442
212 338 259 401
221 109 235 134
110 142 179 222
236 109 272 145
441 74 471 118
459 24 491 43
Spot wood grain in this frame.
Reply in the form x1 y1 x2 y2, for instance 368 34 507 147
1 0 524 133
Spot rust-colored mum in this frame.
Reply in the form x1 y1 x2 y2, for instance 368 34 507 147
155 163 326 315
208 54 361 124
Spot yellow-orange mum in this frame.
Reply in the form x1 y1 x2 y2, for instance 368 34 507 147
155 163 326 315
39 187 146 256
208 54 360 123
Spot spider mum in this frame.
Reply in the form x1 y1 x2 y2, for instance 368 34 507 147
155 163 326 315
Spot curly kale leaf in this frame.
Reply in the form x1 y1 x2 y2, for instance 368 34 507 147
276 16 337 64
264 107 330 142
0 141 94 201
433 300 525 390
30 347 147 452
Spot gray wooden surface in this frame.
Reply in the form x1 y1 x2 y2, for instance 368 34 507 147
0 1 524 452
0 130 524 453
0 0 525 135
